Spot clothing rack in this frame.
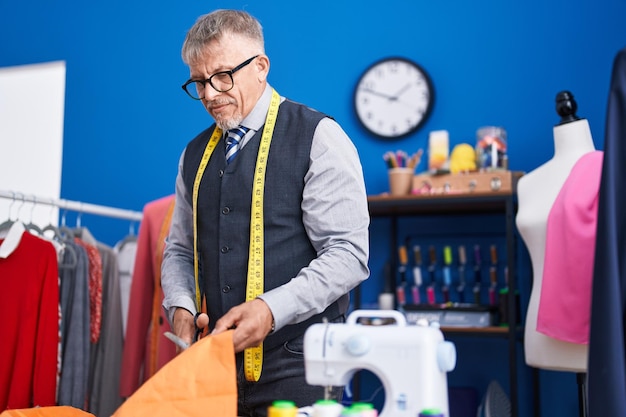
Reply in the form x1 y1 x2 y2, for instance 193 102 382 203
0 190 143 222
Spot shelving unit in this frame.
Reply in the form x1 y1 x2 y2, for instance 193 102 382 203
365 189 524 417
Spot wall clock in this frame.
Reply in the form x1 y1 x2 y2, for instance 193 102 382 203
354 57 434 140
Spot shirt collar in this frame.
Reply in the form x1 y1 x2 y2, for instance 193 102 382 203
241 83 281 134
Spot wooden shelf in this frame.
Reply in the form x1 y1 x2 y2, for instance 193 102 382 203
365 189 524 417
368 192 516 216
441 326 518 336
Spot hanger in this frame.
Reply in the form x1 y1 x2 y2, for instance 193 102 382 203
72 208 84 239
42 204 61 240
117 220 139 251
39 204 78 270
57 241 78 270
58 206 75 242
24 195 43 236
42 205 74 244
0 192 18 234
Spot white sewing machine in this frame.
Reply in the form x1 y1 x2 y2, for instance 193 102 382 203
304 309 456 417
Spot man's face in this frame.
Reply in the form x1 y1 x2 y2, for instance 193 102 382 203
188 34 268 131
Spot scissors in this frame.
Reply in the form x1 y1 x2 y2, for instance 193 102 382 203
164 312 209 351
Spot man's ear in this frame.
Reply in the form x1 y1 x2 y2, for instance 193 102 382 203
256 54 270 82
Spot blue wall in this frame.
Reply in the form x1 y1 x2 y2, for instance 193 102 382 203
2 1 625 416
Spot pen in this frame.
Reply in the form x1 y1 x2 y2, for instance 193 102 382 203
408 149 424 170
383 151 398 168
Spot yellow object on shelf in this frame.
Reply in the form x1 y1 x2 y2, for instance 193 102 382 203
449 143 477 173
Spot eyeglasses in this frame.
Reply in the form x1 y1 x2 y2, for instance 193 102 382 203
181 55 259 100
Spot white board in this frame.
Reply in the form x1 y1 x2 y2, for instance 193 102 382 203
0 61 65 227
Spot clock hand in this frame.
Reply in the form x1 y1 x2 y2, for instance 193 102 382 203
391 83 412 100
359 87 396 100
361 87 422 109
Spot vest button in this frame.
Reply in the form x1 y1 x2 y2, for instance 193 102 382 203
222 285 231 293
218 170 224 177
220 246 229 253
222 207 231 215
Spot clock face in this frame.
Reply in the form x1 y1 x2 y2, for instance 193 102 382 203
354 57 434 139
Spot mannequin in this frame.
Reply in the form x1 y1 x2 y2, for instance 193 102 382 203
516 91 598 372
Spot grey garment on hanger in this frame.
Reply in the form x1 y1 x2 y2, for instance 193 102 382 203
57 241 91 409
88 243 124 417
114 237 138 337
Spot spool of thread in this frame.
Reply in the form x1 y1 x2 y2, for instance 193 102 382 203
418 408 444 417
350 402 378 417
268 400 298 417
378 292 394 310
339 407 362 416
312 399 344 417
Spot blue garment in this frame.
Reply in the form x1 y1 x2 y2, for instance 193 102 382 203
588 46 626 417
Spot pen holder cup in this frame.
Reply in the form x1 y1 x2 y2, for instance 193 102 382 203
388 168 414 196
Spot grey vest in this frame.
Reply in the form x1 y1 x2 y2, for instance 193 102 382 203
182 100 346 349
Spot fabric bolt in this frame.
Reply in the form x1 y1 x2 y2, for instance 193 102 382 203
0 226 60 410
536 150 603 344
225 126 249 164
588 46 626 417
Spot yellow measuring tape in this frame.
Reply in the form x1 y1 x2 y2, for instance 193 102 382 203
191 89 280 382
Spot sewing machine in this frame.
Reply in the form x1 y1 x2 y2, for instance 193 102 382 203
304 310 456 417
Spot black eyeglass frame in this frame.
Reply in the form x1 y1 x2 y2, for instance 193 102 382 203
181 55 260 100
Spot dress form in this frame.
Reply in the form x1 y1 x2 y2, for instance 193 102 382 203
516 91 595 372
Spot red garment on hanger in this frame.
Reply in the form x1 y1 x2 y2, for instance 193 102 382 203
119 195 176 397
0 228 59 410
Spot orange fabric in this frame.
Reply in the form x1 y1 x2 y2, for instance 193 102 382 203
0 406 94 417
112 330 237 417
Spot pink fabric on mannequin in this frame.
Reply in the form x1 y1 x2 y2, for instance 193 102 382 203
536 150 603 344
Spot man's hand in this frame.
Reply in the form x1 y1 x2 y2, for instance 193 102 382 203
172 308 196 354
211 298 274 352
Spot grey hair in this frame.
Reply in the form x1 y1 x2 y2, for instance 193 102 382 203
182 9 265 65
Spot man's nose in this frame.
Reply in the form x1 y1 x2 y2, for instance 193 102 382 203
202 86 220 101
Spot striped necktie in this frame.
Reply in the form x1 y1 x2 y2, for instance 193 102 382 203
225 126 249 164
